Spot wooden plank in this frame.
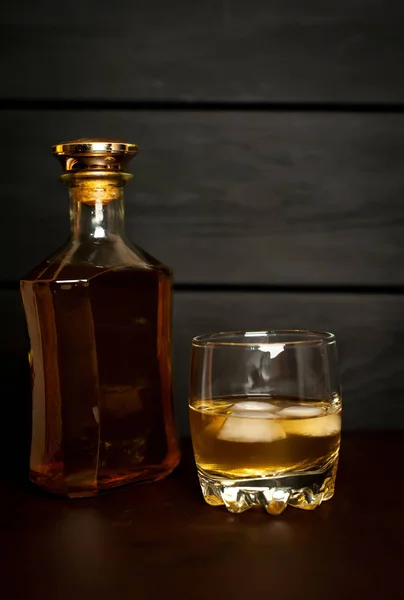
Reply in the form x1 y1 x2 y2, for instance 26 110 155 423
1 1 404 103
3 289 404 447
2 109 404 285
173 291 404 433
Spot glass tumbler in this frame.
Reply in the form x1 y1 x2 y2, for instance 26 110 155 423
189 330 342 514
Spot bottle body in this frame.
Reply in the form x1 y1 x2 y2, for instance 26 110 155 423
20 153 180 497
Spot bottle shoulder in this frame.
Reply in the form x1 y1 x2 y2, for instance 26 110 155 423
21 242 72 283
20 237 172 284
127 240 172 275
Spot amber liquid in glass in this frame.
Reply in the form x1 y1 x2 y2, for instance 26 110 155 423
190 396 341 479
21 259 179 497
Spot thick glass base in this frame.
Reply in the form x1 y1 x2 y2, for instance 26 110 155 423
197 460 338 514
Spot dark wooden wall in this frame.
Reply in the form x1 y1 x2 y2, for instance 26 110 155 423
2 1 404 459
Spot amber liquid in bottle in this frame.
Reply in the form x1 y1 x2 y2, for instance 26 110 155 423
20 140 180 497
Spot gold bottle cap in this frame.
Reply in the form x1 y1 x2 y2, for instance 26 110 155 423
52 138 138 172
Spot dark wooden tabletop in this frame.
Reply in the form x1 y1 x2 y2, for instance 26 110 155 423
2 434 403 600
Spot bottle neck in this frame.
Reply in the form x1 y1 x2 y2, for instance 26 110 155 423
63 172 131 241
71 194 125 241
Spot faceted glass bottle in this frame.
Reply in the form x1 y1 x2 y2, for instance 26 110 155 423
20 139 180 497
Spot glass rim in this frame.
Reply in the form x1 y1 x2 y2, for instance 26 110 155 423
192 329 336 347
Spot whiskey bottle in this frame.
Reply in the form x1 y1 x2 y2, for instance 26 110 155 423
20 139 180 497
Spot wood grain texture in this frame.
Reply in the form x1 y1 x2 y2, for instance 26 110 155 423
2 110 404 285
1 435 403 600
173 291 404 433
2 289 403 453
2 1 404 103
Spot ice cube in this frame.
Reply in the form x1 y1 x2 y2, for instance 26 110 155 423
278 405 324 419
232 400 279 420
282 414 341 437
232 410 279 420
233 401 279 413
218 416 286 443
